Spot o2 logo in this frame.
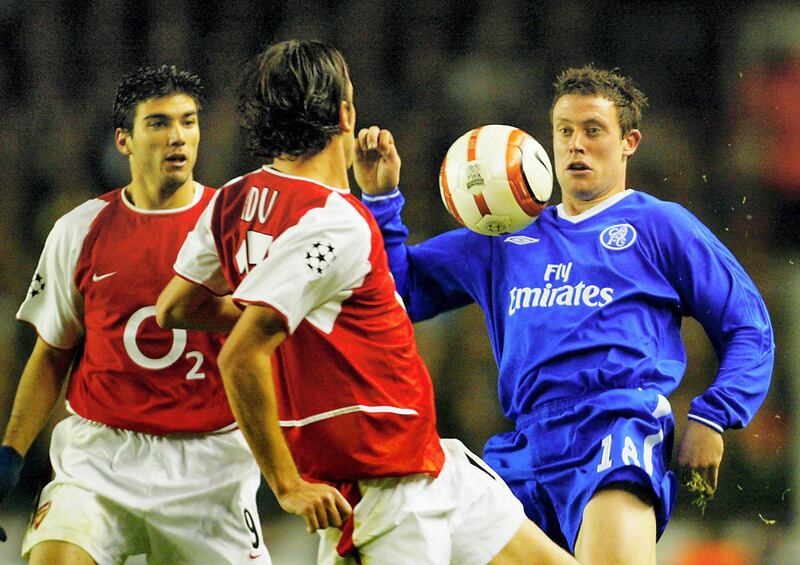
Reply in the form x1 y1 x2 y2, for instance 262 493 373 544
122 306 205 380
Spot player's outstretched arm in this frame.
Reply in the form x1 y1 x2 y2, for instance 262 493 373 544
157 275 241 333
1 338 74 541
218 305 351 533
354 125 401 196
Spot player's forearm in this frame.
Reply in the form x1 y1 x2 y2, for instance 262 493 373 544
157 276 240 332
2 339 73 455
220 353 301 495
689 339 775 431
166 295 241 332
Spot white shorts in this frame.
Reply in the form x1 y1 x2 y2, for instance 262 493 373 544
317 439 526 565
22 415 270 565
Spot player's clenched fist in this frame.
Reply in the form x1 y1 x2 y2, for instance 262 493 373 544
277 479 352 533
354 125 401 195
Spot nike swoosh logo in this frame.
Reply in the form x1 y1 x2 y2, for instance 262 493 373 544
92 272 117 282
249 552 263 560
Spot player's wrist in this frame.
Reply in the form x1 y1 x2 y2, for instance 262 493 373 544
272 475 306 500
687 413 724 434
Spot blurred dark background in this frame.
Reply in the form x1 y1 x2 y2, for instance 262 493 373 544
1 1 798 563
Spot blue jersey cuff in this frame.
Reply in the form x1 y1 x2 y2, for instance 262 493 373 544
687 413 724 434
361 188 401 203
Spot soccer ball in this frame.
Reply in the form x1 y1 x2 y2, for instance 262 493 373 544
439 124 552 236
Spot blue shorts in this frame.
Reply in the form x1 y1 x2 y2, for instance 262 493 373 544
483 388 677 552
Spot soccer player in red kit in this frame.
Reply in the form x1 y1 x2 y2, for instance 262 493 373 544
157 41 577 565
0 66 270 564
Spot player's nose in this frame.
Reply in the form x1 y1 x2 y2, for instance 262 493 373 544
567 132 584 152
168 123 186 145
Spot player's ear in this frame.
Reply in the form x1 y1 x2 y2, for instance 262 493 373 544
115 127 133 156
622 128 641 157
338 100 354 133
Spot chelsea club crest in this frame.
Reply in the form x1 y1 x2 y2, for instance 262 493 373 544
599 224 637 250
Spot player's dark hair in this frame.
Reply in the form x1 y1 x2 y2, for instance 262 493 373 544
113 65 204 131
237 39 351 160
551 65 648 136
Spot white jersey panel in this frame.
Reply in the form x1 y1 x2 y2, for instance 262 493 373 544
174 190 230 295
233 191 371 334
17 198 109 348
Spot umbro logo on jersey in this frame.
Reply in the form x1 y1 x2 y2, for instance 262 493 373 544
600 224 637 250
92 271 117 282
504 235 540 245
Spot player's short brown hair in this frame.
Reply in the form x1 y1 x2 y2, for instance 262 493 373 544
113 65 204 131
237 39 351 160
551 65 647 136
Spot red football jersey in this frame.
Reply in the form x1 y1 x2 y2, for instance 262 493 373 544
175 167 444 481
17 184 235 434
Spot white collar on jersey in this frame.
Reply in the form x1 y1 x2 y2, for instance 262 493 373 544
120 181 205 214
556 189 635 224
262 165 351 194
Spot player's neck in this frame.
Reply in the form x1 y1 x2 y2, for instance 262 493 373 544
124 177 196 210
562 183 626 216
272 139 350 190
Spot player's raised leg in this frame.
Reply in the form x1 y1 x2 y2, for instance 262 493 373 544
574 487 657 565
489 519 578 565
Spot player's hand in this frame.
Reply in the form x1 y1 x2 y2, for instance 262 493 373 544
676 420 724 495
354 126 401 195
276 478 352 533
0 445 25 542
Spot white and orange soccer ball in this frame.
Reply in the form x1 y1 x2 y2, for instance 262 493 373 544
439 124 553 236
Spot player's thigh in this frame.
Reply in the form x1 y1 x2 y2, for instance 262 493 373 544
356 505 452 565
29 540 97 565
146 497 268 565
489 519 578 565
22 482 145 564
145 432 269 564
574 487 656 565
319 511 452 565
317 527 360 565
445 440 531 565
353 439 524 565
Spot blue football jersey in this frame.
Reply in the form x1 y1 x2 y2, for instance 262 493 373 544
364 189 774 432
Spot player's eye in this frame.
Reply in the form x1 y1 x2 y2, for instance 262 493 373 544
148 120 167 128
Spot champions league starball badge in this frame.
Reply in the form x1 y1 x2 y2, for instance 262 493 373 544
304 240 336 276
28 272 46 297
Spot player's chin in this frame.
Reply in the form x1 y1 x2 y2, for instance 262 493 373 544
161 170 192 190
558 183 587 201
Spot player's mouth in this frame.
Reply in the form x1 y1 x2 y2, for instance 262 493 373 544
566 161 591 175
165 154 188 167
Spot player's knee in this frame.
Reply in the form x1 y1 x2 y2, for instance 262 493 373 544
29 540 97 565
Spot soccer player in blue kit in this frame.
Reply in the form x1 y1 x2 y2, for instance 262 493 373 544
356 65 775 564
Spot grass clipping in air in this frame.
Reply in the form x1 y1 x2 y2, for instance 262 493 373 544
684 470 713 515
